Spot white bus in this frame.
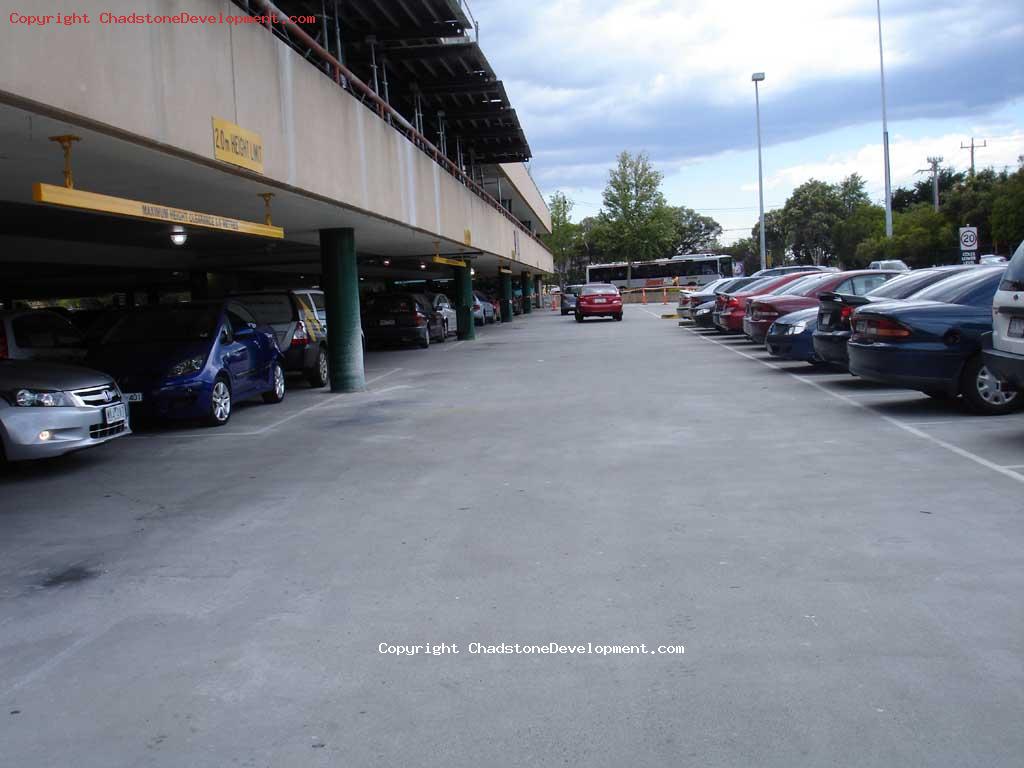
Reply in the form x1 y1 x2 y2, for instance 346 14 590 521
585 254 735 289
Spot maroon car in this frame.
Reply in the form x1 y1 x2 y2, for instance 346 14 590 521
712 273 817 333
575 283 623 321
743 270 900 343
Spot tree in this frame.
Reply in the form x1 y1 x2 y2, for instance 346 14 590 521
833 203 885 268
667 206 722 256
779 179 844 265
752 209 787 267
838 173 871 214
856 204 955 268
991 170 1024 253
595 151 676 264
544 191 579 284
720 237 760 277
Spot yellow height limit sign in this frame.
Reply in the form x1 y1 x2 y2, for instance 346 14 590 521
212 117 264 174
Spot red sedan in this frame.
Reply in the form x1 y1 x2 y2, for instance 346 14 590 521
742 270 899 343
575 283 623 321
712 273 817 333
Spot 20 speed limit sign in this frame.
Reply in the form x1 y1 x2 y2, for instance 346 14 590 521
959 227 979 250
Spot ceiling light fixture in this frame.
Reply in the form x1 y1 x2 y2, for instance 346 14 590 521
170 226 187 246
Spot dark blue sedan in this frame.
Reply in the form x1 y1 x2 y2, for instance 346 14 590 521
92 301 286 426
847 266 1021 415
766 307 820 363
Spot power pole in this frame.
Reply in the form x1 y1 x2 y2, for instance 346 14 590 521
917 157 943 212
959 138 987 177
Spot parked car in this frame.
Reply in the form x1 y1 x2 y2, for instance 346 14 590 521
362 293 445 349
90 301 286 427
983 241 1024 388
677 277 748 320
868 259 910 271
560 285 582 316
230 289 361 388
0 359 130 461
765 308 821 363
813 265 980 369
575 283 623 322
847 266 1020 414
743 270 898 344
472 291 497 325
0 309 86 363
749 265 834 278
713 273 816 333
426 292 459 336
692 299 717 328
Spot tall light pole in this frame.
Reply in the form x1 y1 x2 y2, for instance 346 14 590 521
876 0 893 237
752 72 767 272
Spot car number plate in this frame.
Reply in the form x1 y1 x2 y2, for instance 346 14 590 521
379 319 396 326
124 392 143 403
594 298 606 303
818 313 830 328
1009 317 1024 338
104 404 126 424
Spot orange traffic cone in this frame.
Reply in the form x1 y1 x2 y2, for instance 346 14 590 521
642 288 647 305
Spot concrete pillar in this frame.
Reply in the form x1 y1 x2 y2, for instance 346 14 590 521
453 264 476 341
189 271 208 301
320 228 365 392
500 272 513 322
534 275 543 309
521 271 533 314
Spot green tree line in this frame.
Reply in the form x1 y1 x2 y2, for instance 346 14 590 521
545 150 1024 283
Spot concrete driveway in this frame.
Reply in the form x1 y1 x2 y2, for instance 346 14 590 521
2 304 1023 767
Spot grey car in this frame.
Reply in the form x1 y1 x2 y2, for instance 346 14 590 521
560 285 582 315
0 359 130 461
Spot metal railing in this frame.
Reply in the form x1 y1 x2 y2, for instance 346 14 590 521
238 0 546 253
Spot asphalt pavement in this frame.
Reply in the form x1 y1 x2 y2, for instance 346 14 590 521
2 304 1023 767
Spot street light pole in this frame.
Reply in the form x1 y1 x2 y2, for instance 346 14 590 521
876 0 893 238
752 72 767 272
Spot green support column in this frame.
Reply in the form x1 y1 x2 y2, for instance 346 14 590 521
453 264 476 340
500 272 513 322
534 275 543 309
320 228 365 392
521 271 533 314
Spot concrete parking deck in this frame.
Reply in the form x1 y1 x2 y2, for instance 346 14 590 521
2 306 1023 766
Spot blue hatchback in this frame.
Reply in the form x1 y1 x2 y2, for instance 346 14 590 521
91 301 286 426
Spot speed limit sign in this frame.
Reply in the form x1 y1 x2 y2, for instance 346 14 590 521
959 227 978 250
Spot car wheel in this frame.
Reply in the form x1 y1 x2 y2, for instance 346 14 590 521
614 314 623 321
438 322 447 343
419 329 430 349
263 362 286 404
960 355 1021 415
306 346 329 388
205 377 232 427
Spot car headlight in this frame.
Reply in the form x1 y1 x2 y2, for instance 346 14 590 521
10 389 73 407
168 355 205 377
788 321 807 335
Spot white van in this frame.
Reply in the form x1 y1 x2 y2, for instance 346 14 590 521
983 241 1024 387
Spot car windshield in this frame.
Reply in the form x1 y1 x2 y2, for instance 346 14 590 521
582 285 619 295
104 306 221 344
865 269 947 299
231 294 294 324
730 277 774 294
910 268 1005 304
777 274 832 295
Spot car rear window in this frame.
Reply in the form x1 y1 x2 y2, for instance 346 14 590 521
777 274 832 295
104 306 221 343
910 268 1005 305
582 285 620 295
12 312 83 348
365 294 418 313
865 269 948 299
231 294 295 324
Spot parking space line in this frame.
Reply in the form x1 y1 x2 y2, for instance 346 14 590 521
684 328 1024 486
442 340 465 352
1001 464 1024 470
637 307 665 319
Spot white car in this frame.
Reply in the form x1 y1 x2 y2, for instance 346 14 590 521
1 309 86 363
867 259 910 271
983 241 1024 388
425 293 458 337
0 359 130 461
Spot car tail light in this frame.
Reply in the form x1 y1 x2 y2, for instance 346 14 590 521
853 316 911 339
0 323 7 359
752 305 779 321
839 305 854 327
291 320 309 347
726 296 740 309
414 312 427 327
473 303 481 311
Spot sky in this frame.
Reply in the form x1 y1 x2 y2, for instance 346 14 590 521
473 0 1024 243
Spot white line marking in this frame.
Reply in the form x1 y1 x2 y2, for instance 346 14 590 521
637 307 664 319
685 328 1024 486
1001 464 1024 470
442 340 465 352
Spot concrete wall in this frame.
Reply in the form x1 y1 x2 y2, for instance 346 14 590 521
0 0 553 274
499 163 552 235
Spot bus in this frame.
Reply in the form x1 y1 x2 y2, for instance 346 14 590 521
585 254 735 289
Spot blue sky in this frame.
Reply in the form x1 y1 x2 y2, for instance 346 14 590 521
473 0 1024 242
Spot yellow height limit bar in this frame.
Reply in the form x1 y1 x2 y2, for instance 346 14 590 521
32 183 284 239
433 255 467 268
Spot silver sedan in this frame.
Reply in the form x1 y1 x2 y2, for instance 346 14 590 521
0 360 130 461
